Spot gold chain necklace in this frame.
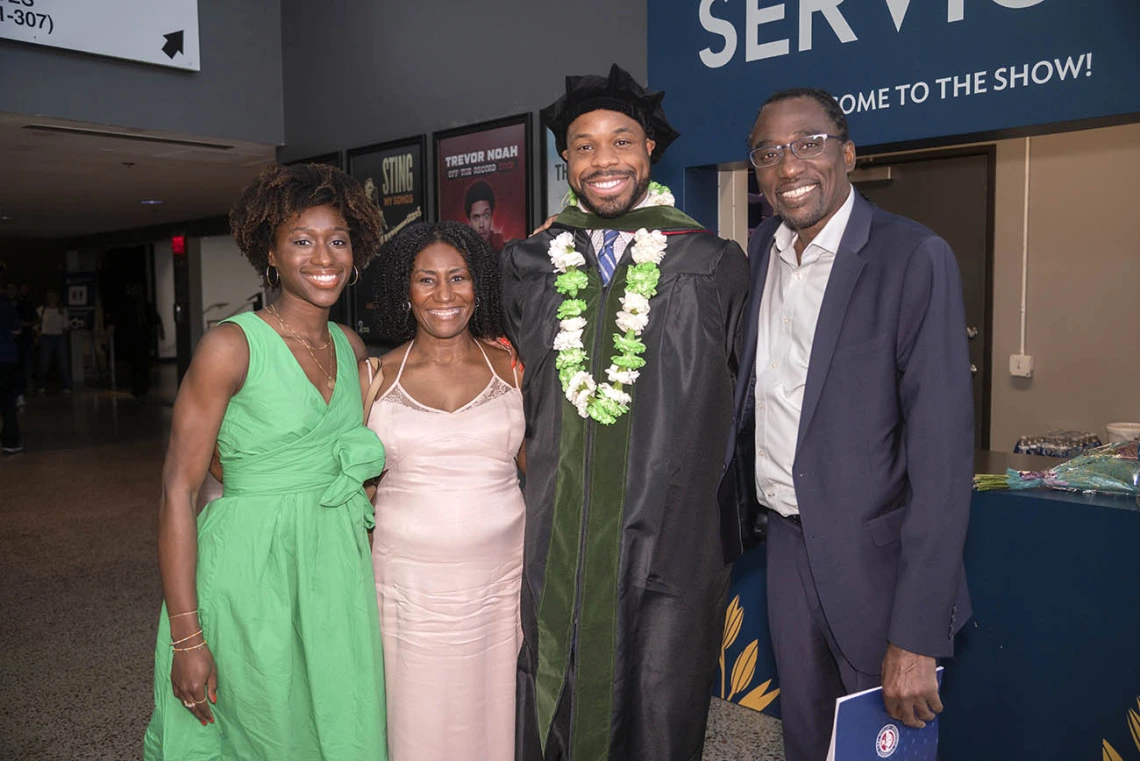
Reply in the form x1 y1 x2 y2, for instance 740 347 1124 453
266 304 336 390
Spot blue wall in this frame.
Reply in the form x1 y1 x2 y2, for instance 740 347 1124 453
719 488 1140 758
648 0 1140 219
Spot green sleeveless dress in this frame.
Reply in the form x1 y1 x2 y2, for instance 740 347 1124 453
144 312 387 761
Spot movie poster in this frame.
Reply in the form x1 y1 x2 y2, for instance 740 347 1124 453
434 114 532 254
347 136 427 349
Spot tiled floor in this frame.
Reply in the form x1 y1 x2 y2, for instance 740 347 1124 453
1 378 784 760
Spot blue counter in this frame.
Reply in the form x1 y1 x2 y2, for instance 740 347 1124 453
716 459 1140 759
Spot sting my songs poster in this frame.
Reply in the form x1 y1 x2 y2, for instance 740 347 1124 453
434 114 532 255
347 135 427 349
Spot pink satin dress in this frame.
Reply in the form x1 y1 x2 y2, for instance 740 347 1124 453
366 342 525 761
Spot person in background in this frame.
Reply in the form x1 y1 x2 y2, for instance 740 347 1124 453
465 180 506 253
0 285 22 454
117 284 164 399
362 221 523 761
9 284 35 406
143 163 389 761
36 290 72 393
722 88 973 761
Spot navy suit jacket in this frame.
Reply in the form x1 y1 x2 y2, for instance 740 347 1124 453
719 192 973 672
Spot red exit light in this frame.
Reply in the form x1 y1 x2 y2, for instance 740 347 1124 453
172 235 186 255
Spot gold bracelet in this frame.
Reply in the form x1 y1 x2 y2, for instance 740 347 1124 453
171 629 204 646
168 609 199 620
172 640 208 653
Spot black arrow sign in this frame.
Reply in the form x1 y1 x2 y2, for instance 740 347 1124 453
162 30 184 60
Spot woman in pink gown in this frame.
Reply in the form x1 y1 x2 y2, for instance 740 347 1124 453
361 222 524 761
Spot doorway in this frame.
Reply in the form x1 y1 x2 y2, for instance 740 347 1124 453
854 150 994 449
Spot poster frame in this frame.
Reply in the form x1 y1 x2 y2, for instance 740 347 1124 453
432 113 534 240
344 134 429 349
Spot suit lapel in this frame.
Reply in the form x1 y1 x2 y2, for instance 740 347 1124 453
795 194 873 455
736 218 780 422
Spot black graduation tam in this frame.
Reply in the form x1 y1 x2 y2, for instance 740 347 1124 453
540 63 679 164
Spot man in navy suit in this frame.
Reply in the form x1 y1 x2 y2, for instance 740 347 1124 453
720 88 974 761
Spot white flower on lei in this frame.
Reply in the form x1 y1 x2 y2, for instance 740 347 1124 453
553 328 585 351
606 366 640 385
615 288 651 332
559 316 587 333
566 370 597 416
548 232 584 272
620 291 650 315
599 382 632 407
615 309 649 334
646 184 675 207
630 228 668 265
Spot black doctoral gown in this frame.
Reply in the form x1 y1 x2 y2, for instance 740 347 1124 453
500 206 749 761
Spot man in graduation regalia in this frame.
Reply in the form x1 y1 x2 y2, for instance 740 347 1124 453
501 64 750 761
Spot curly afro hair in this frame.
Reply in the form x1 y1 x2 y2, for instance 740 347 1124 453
374 221 503 342
229 163 383 285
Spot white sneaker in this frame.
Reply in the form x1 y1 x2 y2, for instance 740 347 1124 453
1 445 23 455
15 394 25 409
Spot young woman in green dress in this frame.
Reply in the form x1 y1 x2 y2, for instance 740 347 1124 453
144 163 389 760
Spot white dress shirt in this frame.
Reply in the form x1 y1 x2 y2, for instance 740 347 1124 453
754 188 855 517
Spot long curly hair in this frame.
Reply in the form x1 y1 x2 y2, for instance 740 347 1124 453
374 221 503 342
229 163 383 284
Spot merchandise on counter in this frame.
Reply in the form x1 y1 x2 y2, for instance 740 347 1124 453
975 441 1140 496
1013 429 1102 458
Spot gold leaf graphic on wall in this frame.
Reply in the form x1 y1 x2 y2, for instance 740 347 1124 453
1102 695 1140 760
720 595 744 698
728 640 759 701
723 596 744 650
739 678 781 713
1129 699 1140 752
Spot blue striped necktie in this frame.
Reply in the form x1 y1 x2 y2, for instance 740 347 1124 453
597 229 620 285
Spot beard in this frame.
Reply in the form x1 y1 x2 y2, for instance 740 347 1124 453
775 200 829 232
574 172 650 218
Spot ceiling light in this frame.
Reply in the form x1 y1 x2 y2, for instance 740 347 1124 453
140 199 164 205
23 124 234 150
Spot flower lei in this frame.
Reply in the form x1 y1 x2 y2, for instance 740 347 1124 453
550 182 674 424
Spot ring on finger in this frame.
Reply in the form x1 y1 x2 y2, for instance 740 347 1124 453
182 700 194 708
192 697 208 705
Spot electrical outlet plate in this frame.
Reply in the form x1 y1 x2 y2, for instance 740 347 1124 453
1009 354 1034 377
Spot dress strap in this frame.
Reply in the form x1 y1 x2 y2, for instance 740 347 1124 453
393 341 414 386
474 340 495 372
474 340 511 387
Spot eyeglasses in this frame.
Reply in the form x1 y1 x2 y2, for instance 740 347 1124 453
748 134 846 168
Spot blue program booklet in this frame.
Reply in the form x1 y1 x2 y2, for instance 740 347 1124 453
825 667 944 761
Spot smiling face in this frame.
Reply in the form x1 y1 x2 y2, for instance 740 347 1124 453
749 97 855 244
268 204 353 308
563 109 655 218
409 241 476 341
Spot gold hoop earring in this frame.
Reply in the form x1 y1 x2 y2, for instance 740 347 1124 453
265 265 279 288
348 266 360 286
